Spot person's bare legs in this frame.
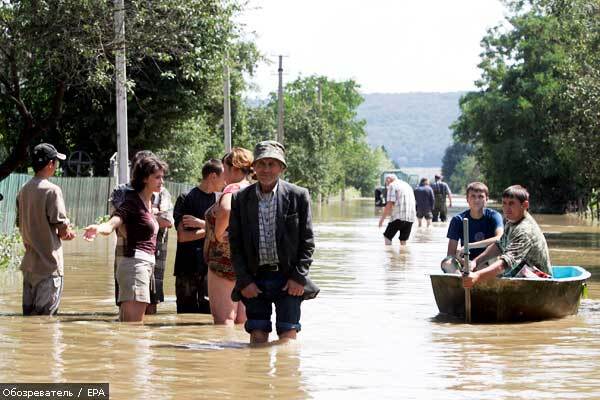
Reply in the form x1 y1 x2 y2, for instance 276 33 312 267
426 218 432 227
418 217 422 227
235 301 247 324
120 301 147 322
208 269 245 325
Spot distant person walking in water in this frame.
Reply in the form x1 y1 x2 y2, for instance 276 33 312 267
84 155 168 322
229 140 318 344
431 174 452 222
17 143 76 315
378 174 416 246
414 178 435 227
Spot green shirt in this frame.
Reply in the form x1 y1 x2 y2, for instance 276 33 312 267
498 212 552 276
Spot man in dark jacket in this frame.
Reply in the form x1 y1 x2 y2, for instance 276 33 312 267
229 140 317 344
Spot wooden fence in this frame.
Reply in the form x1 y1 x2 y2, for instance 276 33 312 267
0 174 193 234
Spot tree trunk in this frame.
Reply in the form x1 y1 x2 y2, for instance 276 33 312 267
0 81 65 182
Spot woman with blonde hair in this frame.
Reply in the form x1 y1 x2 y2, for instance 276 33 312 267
204 147 253 325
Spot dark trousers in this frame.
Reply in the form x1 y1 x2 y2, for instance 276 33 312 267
241 271 302 335
175 273 211 314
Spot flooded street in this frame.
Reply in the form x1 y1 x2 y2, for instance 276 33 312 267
1 199 600 399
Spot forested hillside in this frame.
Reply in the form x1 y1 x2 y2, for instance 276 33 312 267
357 92 463 167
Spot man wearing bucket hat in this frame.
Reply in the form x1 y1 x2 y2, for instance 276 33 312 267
229 140 318 344
16 143 75 315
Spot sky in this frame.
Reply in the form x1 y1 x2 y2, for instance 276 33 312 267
238 0 508 97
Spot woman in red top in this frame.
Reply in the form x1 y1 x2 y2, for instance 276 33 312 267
84 155 168 322
204 148 253 325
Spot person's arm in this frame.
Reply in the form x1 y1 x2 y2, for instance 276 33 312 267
428 188 435 211
378 201 394 227
214 192 232 243
47 187 75 240
177 218 205 242
288 188 315 288
463 258 506 288
459 227 504 251
15 195 19 229
156 188 174 228
469 241 503 271
229 191 258 297
57 224 76 241
83 216 122 241
447 239 459 257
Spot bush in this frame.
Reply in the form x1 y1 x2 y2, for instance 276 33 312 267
0 231 23 269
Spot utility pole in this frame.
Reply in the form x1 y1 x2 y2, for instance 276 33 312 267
317 80 323 204
317 80 322 108
277 55 284 144
223 61 232 153
114 0 129 184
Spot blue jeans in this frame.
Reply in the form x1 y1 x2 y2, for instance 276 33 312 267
241 271 302 335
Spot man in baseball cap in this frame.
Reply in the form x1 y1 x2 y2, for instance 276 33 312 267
16 142 74 315
32 143 66 170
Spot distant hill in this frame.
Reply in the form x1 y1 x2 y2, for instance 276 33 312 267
357 92 464 167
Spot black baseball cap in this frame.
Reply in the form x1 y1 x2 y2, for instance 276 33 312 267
32 143 66 167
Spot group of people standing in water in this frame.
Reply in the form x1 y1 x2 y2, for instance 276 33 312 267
17 140 316 344
15 138 553 344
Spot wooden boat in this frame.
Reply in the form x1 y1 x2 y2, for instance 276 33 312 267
430 266 590 322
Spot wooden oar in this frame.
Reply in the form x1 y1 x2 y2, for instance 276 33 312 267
463 218 471 323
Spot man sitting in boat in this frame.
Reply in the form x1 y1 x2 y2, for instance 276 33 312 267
441 182 503 273
463 185 552 288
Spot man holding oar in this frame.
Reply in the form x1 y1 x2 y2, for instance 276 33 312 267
463 185 552 288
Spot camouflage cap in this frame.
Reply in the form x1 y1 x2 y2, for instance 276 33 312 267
253 140 287 168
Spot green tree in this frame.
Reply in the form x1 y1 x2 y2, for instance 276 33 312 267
441 142 475 193
245 76 391 198
452 0 598 211
448 155 484 195
0 0 257 181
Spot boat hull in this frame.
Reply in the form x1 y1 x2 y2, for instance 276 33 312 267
430 266 590 322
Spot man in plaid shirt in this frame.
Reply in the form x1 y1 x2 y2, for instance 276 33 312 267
230 141 318 344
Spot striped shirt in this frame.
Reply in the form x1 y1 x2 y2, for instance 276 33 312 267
256 182 279 266
387 179 417 223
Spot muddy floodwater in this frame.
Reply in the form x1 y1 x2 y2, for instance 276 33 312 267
1 199 599 399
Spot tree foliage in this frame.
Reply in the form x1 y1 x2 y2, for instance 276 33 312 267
245 76 391 197
441 142 475 193
0 0 258 181
452 0 600 212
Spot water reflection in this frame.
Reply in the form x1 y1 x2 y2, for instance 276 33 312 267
0 199 598 398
